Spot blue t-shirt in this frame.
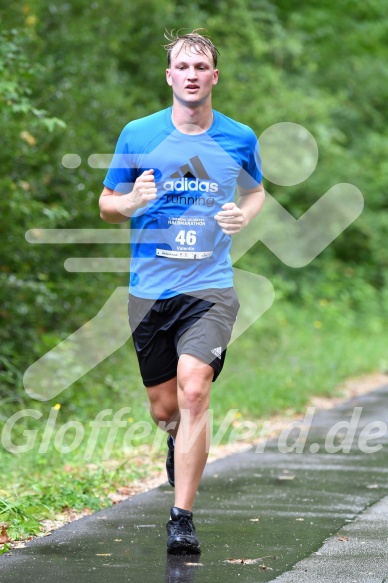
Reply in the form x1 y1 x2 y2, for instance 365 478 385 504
103 107 262 299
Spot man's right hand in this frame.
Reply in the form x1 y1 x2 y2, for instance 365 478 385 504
99 169 157 224
127 169 157 209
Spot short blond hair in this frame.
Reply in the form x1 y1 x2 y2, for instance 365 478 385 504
163 28 219 67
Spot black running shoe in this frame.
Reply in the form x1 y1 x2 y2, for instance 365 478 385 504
166 435 175 488
166 506 201 555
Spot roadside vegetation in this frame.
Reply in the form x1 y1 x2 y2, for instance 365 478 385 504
1 0 387 549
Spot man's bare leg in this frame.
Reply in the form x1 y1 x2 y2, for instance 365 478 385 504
173 354 214 511
146 377 180 437
146 356 213 510
146 356 213 554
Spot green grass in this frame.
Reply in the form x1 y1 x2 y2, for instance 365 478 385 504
1 297 387 544
214 299 388 418
0 493 49 553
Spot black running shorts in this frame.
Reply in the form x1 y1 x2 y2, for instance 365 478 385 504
127 287 240 387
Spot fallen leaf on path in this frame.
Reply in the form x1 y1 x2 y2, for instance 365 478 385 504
226 557 270 565
337 536 349 542
108 492 131 504
0 526 10 544
117 486 133 495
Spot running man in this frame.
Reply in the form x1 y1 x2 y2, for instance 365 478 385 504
99 29 265 555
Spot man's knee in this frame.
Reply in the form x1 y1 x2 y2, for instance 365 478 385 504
179 394 210 421
150 402 178 425
147 378 178 424
177 355 213 414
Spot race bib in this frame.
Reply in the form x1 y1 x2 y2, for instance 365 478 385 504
156 216 216 259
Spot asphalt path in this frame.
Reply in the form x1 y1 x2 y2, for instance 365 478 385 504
1 384 388 583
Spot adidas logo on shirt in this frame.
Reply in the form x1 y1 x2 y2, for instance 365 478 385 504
211 346 222 359
163 155 219 193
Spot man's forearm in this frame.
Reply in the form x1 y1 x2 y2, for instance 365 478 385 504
99 194 131 224
237 184 265 227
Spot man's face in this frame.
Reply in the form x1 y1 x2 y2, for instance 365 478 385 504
166 41 219 107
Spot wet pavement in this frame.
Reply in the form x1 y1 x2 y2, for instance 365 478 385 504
1 384 388 583
274 494 388 583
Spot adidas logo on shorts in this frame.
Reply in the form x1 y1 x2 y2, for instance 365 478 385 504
211 346 222 359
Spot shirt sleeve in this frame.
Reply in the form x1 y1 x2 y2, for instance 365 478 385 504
237 129 262 190
103 124 139 194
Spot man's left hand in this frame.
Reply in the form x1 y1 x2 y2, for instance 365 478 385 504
214 203 246 235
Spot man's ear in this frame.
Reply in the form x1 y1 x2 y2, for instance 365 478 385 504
166 69 172 86
212 69 219 86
